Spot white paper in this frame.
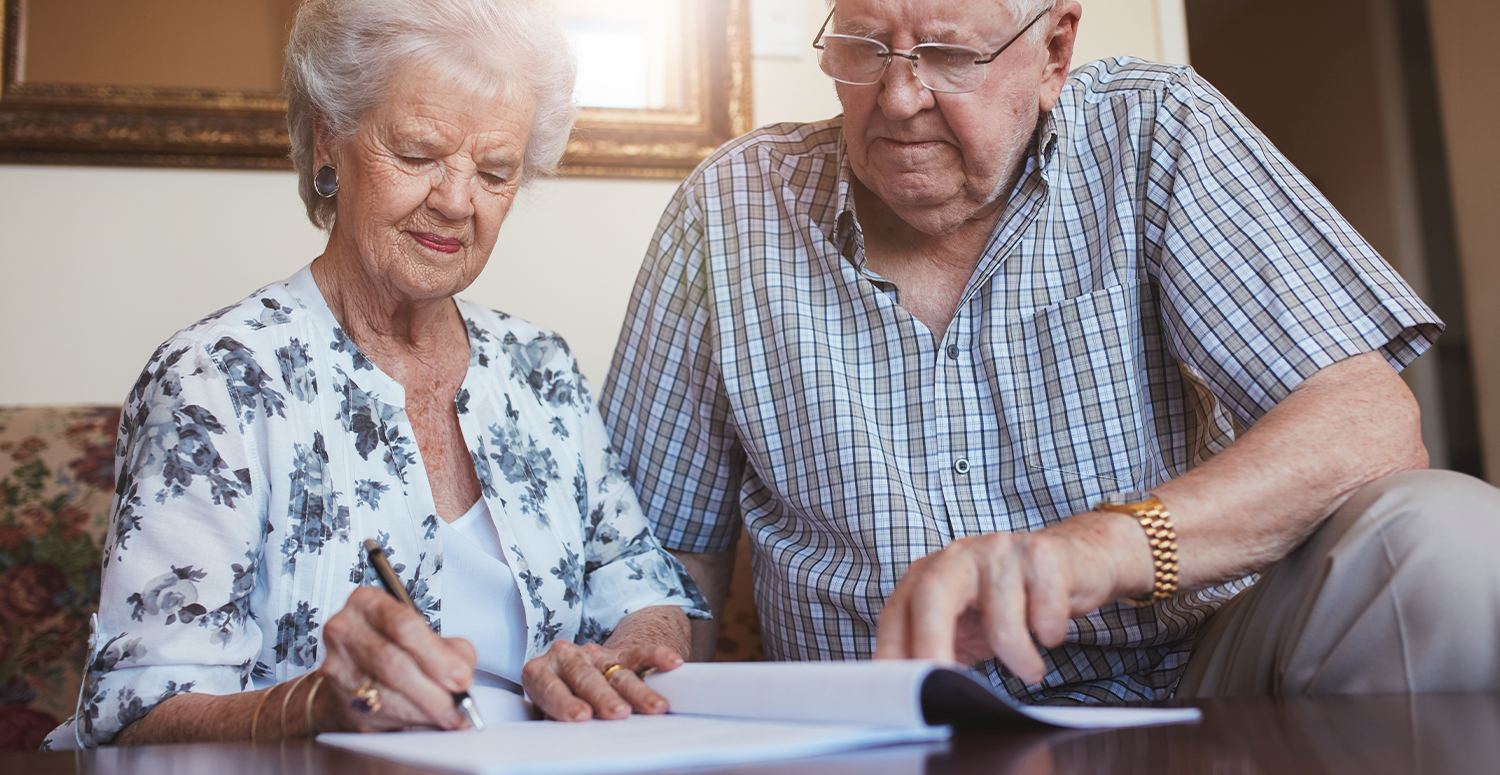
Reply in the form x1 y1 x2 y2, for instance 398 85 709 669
318 714 949 775
468 685 536 724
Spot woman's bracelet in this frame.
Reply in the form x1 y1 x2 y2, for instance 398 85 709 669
279 672 313 740
304 675 326 738
249 684 277 743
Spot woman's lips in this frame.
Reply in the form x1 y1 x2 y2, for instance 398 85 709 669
411 232 462 254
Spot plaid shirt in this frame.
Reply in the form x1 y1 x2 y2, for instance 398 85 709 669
600 58 1441 702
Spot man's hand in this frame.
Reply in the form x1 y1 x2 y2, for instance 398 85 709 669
875 352 1428 685
874 512 1150 684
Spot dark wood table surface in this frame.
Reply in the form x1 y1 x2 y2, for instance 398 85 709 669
7 693 1498 774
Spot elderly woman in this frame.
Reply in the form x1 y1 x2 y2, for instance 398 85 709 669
45 0 707 749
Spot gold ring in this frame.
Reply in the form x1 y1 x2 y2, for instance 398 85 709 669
601 663 628 681
349 676 382 714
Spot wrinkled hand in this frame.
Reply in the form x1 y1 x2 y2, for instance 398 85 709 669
315 586 478 733
874 513 1147 684
522 640 686 722
523 605 689 722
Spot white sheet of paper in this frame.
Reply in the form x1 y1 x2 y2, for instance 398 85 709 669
468 685 536 724
318 714 949 775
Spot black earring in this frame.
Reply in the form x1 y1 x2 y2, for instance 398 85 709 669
314 165 339 198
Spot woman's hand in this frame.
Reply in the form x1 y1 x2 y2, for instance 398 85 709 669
522 605 690 721
314 586 479 733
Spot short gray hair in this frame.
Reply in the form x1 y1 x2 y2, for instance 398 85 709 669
284 0 579 229
1011 0 1058 44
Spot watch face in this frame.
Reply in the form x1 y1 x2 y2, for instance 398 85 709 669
1100 490 1153 506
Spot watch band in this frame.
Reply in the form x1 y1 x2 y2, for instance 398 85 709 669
1093 494 1179 606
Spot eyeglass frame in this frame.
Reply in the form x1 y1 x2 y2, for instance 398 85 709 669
811 5 1054 94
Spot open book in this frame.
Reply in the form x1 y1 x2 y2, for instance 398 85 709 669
645 660 1201 729
318 660 1199 775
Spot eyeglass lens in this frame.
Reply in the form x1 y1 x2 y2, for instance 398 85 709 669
817 37 987 93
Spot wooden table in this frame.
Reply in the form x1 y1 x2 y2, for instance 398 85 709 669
7 693 1498 774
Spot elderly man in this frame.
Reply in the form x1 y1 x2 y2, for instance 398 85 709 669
601 0 1500 701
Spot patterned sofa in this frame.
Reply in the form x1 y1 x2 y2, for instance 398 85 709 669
0 406 118 750
0 405 761 750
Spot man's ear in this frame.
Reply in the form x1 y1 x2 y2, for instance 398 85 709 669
1038 1 1082 112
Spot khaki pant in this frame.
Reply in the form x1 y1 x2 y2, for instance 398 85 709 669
1177 469 1500 697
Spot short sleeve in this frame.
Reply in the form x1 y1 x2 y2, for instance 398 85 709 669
599 179 749 555
46 338 269 748
1144 67 1442 426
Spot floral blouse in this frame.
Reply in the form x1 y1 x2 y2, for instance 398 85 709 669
46 266 708 748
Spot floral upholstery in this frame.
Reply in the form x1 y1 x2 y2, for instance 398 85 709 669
0 406 119 751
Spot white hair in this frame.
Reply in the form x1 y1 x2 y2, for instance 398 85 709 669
284 0 579 229
1011 0 1059 45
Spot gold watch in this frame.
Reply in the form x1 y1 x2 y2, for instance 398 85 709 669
1094 492 1179 606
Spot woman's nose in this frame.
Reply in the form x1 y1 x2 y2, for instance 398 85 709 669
426 168 476 221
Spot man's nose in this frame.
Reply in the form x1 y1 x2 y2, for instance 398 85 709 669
877 55 935 119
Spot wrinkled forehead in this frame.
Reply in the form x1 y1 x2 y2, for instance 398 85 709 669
831 0 1017 43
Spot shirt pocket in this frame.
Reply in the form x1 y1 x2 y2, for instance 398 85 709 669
1002 282 1148 518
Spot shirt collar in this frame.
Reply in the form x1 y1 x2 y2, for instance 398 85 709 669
830 124 862 268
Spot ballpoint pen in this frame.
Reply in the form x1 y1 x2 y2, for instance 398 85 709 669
363 538 486 731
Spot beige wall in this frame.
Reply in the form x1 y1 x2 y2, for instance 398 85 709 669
0 0 1182 406
1428 0 1500 483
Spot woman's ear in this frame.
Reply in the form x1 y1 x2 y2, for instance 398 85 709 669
312 119 337 169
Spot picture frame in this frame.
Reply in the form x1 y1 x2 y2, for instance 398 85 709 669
0 0 752 178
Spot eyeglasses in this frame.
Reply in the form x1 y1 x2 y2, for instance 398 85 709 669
812 6 1052 94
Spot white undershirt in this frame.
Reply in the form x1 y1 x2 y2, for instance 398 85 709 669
438 499 528 690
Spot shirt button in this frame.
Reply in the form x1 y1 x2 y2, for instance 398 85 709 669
946 344 960 359
954 458 970 475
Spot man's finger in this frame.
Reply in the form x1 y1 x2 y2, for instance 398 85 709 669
905 554 976 661
1024 540 1073 649
982 560 1046 685
874 576 915 659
